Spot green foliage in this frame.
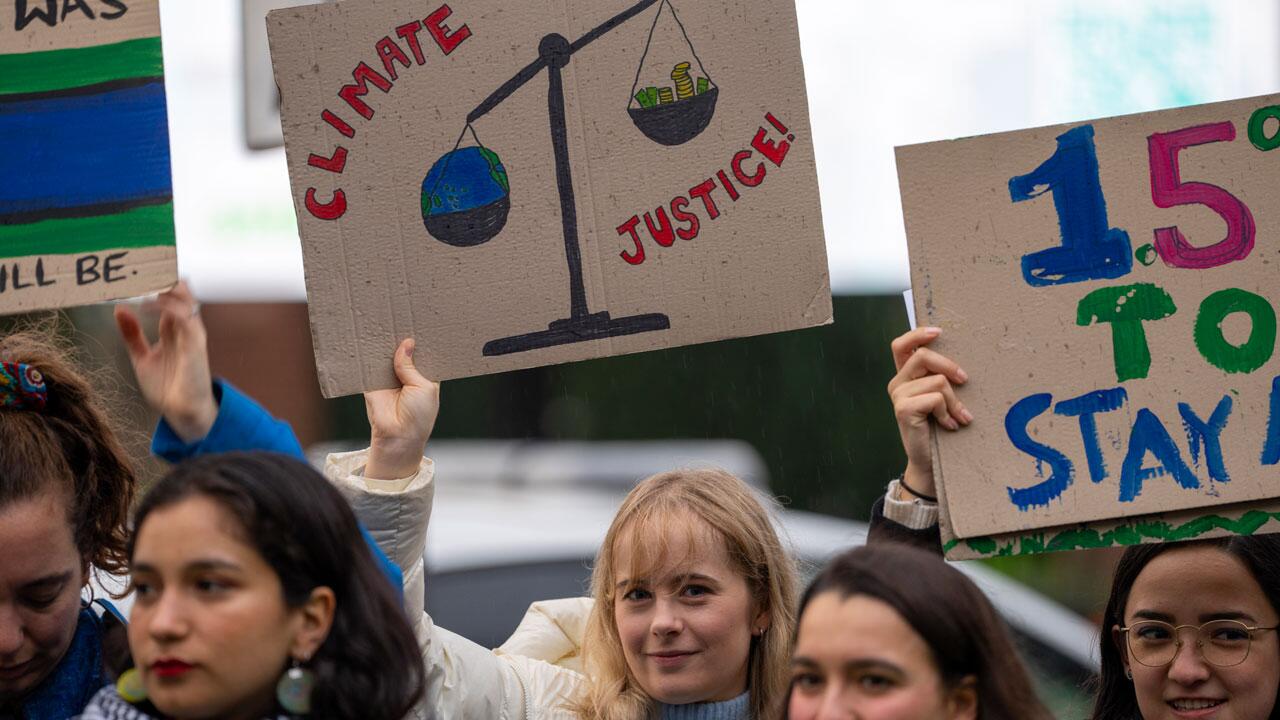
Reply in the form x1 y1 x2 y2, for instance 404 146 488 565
330 295 910 519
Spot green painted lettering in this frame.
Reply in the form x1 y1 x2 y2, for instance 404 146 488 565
1248 105 1280 151
1194 288 1276 374
1077 283 1177 382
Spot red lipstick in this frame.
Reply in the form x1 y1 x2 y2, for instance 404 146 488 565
151 659 194 678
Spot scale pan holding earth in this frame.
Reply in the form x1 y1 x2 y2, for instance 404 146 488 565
420 146 511 247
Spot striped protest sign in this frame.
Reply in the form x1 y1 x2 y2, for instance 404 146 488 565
0 1 177 313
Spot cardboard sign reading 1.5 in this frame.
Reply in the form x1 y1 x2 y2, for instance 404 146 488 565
897 93 1280 543
0 0 177 314
267 0 830 396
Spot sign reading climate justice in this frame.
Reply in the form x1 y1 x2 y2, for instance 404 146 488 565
267 0 830 397
897 94 1280 543
0 0 177 314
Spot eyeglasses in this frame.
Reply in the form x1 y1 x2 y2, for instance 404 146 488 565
1119 619 1279 668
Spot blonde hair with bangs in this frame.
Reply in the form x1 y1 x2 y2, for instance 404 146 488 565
569 468 797 719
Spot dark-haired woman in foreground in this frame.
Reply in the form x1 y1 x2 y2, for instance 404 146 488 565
79 453 425 720
0 285 405 720
785 543 1051 720
888 326 1280 720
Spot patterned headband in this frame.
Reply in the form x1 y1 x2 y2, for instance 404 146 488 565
0 362 48 411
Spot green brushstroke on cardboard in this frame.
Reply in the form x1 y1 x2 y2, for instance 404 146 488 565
949 511 1280 558
0 37 162 96
0 203 175 257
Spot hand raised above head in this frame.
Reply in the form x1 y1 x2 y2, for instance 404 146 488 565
364 339 441 480
114 281 217 443
887 327 971 501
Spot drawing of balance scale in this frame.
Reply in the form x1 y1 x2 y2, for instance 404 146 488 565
420 0 718 357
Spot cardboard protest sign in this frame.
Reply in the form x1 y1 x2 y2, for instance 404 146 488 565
897 93 1280 554
267 0 830 396
0 1 177 314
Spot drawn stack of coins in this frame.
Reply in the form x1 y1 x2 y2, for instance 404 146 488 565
672 62 695 100
657 87 675 104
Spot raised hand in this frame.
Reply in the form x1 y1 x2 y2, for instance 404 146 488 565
114 281 218 443
364 339 441 480
887 327 971 500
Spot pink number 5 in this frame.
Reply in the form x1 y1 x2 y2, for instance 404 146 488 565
1148 121 1255 269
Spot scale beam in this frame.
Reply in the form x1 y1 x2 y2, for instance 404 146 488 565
447 0 680 356
464 0 661 123
570 0 661 53
467 56 547 124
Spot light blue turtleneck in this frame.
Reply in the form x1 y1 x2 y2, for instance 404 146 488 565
659 692 751 720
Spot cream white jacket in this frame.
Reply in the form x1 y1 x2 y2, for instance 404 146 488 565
325 450 595 720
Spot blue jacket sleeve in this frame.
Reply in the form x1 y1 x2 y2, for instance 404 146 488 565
152 380 304 461
152 380 405 604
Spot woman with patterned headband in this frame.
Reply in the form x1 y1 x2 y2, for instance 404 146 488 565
0 326 137 719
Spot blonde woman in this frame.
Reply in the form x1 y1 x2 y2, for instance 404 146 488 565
332 340 797 719
566 467 795 719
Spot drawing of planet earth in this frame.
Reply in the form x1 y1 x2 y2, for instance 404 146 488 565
421 146 511 247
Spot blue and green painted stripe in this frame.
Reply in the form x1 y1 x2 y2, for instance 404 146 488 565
0 202 175 256
0 36 163 100
0 80 172 219
0 35 172 238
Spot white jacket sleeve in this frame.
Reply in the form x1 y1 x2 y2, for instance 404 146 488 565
324 449 584 720
497 598 594 674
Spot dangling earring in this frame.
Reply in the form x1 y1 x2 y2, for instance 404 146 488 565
116 667 148 704
1124 667 1133 680
276 657 316 715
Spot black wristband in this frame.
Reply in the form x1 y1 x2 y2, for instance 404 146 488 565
897 475 937 503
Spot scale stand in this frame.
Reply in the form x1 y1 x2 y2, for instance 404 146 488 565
460 2 684 357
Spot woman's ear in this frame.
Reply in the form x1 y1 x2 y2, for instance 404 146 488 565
945 675 977 720
1111 625 1133 680
752 602 771 636
290 586 336 660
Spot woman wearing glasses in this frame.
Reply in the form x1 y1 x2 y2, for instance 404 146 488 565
1092 538 1280 720
887 328 1280 720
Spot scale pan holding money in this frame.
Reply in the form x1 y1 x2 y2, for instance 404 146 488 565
628 86 718 146
626 3 719 146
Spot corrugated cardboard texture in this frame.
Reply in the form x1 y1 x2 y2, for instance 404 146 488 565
268 0 830 397
0 0 177 314
2 0 160 53
898 93 1280 539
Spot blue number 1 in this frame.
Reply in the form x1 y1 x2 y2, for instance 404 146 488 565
1010 124 1132 287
